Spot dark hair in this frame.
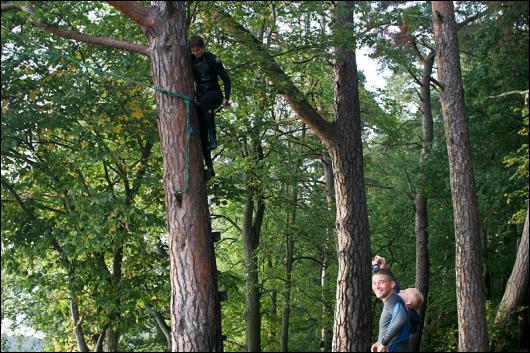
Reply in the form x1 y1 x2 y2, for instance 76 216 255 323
190 35 205 48
372 268 396 281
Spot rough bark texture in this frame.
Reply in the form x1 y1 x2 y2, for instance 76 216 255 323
496 207 529 323
145 2 221 351
432 2 488 351
330 3 372 351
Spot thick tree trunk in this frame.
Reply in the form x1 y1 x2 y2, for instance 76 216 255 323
219 3 371 350
145 2 221 351
411 51 435 352
496 207 529 323
432 2 488 351
330 3 372 351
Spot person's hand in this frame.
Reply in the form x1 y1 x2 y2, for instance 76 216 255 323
372 255 388 270
378 344 388 352
370 343 379 352
223 99 231 108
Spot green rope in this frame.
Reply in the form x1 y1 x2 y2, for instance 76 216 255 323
3 46 194 193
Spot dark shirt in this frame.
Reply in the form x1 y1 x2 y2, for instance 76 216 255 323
191 52 231 100
378 293 410 351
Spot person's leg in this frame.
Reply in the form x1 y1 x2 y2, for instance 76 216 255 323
197 103 209 157
195 100 214 179
198 90 223 150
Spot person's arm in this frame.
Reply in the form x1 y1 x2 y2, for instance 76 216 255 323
380 299 408 346
214 55 231 103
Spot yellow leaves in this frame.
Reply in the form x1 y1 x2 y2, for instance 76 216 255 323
112 125 123 134
1 99 9 113
110 226 118 233
28 89 39 100
80 140 90 149
130 102 143 120
131 109 143 119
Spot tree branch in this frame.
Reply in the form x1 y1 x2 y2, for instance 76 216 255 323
106 1 155 28
2 2 148 56
215 8 333 141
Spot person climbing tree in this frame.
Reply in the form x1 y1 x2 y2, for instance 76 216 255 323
190 35 231 179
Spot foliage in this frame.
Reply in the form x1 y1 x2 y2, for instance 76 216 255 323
1 1 527 351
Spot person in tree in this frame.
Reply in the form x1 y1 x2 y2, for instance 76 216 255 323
371 268 411 352
190 35 231 179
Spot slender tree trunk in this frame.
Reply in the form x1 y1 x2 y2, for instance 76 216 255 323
280 182 299 352
70 295 89 352
496 207 529 323
145 2 221 351
432 2 488 351
104 247 123 352
320 156 334 353
242 137 266 352
267 257 278 343
243 193 262 352
411 51 435 352
145 303 171 351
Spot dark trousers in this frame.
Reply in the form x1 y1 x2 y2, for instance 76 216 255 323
197 90 223 167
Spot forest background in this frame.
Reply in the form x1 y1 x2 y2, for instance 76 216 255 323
1 1 528 352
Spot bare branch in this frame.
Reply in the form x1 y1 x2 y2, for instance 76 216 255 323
487 90 529 99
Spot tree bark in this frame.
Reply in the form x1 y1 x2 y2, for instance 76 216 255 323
496 207 529 323
280 180 299 352
242 139 266 352
329 3 372 352
3 1 222 350
143 2 222 351
432 2 488 351
411 50 435 352
70 295 90 352
320 155 334 352
219 3 372 350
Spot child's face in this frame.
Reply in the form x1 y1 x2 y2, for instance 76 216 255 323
399 288 419 309
372 274 395 300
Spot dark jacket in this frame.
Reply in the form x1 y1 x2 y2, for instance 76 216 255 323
191 52 231 100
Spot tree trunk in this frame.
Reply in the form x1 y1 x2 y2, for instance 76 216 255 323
320 156 334 353
103 329 119 352
432 2 488 351
218 3 371 350
330 3 372 351
411 51 435 352
243 193 262 352
280 182 299 352
145 2 221 351
70 295 89 352
496 207 529 323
